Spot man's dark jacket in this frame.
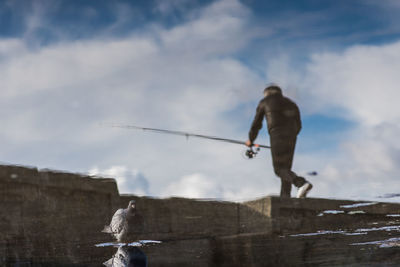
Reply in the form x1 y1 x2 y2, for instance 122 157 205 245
249 93 301 143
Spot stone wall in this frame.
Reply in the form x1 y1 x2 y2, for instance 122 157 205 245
1 164 400 266
0 165 119 266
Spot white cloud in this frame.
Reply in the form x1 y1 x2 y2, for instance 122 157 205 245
89 166 150 195
303 42 400 125
161 173 223 199
0 38 26 57
0 0 270 200
0 38 159 98
161 172 273 201
160 0 252 57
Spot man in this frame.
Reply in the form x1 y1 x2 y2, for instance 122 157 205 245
246 85 312 198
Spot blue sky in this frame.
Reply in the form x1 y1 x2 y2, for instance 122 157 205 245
1 0 400 201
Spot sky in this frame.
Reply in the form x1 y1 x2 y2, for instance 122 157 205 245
1 0 400 202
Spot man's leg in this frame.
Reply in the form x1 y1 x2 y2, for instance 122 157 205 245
271 134 311 197
271 134 295 197
292 172 306 188
276 169 305 190
280 180 292 198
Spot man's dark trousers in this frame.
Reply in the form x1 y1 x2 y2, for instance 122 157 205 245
270 132 306 197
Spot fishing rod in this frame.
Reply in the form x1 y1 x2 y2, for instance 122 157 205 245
109 124 270 159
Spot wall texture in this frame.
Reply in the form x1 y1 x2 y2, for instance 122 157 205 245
1 164 400 266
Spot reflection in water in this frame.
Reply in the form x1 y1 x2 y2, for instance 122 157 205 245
96 241 161 266
96 240 162 248
290 225 400 237
317 208 370 217
290 230 346 237
339 202 378 208
354 225 400 233
317 210 345 216
377 193 400 199
289 204 400 252
103 246 147 267
351 237 400 248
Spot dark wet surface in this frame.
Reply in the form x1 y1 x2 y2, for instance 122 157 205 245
6 215 400 266
2 165 400 266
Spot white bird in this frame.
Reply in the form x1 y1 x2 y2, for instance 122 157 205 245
103 246 147 267
102 200 137 242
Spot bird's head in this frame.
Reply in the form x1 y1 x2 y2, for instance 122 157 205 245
127 200 136 214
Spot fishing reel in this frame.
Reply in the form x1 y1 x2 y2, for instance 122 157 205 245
245 146 260 159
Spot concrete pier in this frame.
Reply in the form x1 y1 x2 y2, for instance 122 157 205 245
1 164 399 266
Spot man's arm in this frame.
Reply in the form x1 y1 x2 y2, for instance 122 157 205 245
247 102 265 145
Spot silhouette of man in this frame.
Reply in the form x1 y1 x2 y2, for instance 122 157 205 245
246 85 312 198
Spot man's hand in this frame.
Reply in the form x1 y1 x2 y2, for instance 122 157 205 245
245 140 253 147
